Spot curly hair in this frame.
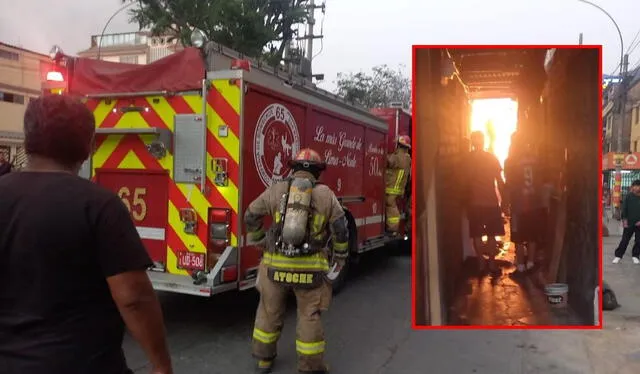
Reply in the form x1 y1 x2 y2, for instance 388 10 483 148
24 95 95 166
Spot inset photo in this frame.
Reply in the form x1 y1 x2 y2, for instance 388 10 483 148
412 46 601 328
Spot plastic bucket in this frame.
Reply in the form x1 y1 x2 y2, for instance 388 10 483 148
544 283 569 308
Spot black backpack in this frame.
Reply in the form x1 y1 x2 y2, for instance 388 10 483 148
602 281 620 311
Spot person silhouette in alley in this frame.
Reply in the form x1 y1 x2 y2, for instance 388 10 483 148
613 179 640 264
504 132 545 274
463 131 506 275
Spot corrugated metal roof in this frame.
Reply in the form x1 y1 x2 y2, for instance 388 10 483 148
448 48 547 99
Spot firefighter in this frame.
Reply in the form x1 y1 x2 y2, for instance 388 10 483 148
244 148 349 374
385 135 412 234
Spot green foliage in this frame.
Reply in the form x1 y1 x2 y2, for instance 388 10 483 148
124 0 309 65
334 64 411 109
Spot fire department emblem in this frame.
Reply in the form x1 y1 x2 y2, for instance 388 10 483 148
253 103 301 187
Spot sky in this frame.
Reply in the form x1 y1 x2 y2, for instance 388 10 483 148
1 0 638 92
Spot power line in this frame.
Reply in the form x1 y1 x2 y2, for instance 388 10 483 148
627 39 640 57
626 27 640 54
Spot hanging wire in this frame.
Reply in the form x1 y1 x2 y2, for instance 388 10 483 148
444 48 471 97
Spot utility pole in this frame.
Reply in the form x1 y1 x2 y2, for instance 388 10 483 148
298 0 325 75
305 0 316 62
578 33 583 45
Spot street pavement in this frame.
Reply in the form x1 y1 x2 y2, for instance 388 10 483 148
123 240 640 374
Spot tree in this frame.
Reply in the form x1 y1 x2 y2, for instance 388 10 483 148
124 0 309 65
334 64 411 109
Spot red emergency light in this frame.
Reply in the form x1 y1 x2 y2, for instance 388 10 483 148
230 59 251 72
46 71 64 82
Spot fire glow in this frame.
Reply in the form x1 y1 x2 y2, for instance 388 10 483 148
469 98 518 168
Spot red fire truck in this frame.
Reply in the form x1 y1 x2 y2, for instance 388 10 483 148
42 39 412 297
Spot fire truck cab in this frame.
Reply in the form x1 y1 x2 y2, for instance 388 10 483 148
42 34 412 297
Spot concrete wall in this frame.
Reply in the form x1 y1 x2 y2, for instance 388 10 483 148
435 76 470 314
540 49 600 324
414 49 446 326
414 48 471 325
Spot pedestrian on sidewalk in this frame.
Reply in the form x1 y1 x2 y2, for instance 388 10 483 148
613 179 640 264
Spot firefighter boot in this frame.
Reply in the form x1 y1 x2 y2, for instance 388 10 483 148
255 359 274 373
299 366 329 374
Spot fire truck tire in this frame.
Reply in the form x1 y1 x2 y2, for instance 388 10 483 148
331 212 357 294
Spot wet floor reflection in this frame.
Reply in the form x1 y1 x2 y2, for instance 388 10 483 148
449 222 580 326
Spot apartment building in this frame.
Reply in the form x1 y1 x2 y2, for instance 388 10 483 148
77 31 180 64
0 41 51 166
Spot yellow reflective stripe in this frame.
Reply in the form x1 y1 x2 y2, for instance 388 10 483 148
394 170 405 191
249 229 265 241
274 211 281 223
253 328 280 344
387 216 401 224
296 340 326 355
262 252 329 271
386 188 403 195
333 241 348 252
311 214 326 240
311 214 326 239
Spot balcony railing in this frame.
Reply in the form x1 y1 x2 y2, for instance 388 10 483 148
91 32 148 49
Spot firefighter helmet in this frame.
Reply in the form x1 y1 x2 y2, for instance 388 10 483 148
288 148 327 170
397 135 411 149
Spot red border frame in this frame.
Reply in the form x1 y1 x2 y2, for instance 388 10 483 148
410 44 604 330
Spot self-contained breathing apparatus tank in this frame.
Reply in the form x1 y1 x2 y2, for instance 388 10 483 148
277 177 314 257
282 177 314 245
275 148 326 257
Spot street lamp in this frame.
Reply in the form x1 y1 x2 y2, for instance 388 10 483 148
576 0 626 219
96 1 137 60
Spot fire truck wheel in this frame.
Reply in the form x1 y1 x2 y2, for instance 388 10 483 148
331 214 357 294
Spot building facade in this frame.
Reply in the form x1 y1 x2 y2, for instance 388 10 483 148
626 71 640 152
603 68 640 154
0 41 50 167
602 68 640 212
77 31 180 64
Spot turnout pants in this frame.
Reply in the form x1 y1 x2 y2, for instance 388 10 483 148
385 194 401 232
252 263 332 372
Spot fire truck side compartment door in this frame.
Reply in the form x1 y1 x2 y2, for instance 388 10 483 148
173 114 205 183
